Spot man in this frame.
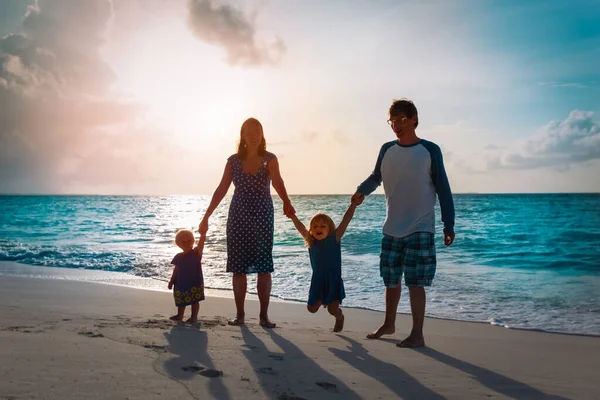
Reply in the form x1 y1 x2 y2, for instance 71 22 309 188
352 98 455 348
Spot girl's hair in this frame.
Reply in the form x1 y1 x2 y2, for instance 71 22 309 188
175 229 194 243
304 213 336 247
237 117 267 160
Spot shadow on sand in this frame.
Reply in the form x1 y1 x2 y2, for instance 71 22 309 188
414 347 570 400
329 335 446 399
163 323 231 400
238 325 364 399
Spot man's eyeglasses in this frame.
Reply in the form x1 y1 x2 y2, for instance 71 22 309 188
387 117 407 126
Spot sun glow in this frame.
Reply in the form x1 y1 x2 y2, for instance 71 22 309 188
105 21 255 145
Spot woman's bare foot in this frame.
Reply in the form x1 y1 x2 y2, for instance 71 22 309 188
366 323 395 339
259 314 276 329
227 314 245 326
186 317 198 324
396 333 425 348
333 312 344 333
169 315 184 321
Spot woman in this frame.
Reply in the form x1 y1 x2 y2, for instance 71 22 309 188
199 117 295 328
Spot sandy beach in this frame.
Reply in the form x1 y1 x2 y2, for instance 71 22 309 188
1 268 599 400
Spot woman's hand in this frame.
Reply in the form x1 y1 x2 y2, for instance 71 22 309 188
168 281 174 290
198 218 209 236
283 201 295 218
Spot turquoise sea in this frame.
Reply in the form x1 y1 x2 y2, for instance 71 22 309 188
1 194 599 335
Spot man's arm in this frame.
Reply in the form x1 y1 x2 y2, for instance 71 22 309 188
355 144 390 196
425 142 455 245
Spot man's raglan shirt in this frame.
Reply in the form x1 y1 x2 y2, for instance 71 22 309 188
357 139 455 238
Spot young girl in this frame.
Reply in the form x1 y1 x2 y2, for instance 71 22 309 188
168 229 206 323
289 201 357 332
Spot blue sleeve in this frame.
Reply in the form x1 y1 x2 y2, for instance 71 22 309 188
171 253 181 265
356 142 394 195
422 141 455 233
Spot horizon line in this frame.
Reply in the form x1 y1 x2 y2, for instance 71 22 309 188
0 192 599 196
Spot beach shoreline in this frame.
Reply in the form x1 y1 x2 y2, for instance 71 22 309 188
3 261 599 339
1 267 600 399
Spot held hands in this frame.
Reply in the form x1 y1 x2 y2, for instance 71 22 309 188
283 201 296 218
351 192 364 206
444 232 455 246
198 218 209 236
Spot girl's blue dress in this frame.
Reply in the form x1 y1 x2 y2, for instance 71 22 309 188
307 235 346 306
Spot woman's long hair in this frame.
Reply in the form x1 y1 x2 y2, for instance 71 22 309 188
237 117 267 160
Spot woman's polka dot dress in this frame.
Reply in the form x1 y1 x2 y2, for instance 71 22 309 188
226 152 275 274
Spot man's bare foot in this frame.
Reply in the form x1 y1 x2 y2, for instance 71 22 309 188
366 323 395 339
227 315 245 326
333 313 344 333
186 317 198 323
259 315 276 329
170 315 184 321
396 334 425 348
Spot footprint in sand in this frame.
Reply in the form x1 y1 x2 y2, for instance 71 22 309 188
231 335 242 340
268 354 284 361
256 367 278 376
78 331 104 338
4 326 35 333
143 344 167 353
241 344 257 350
277 395 307 400
316 382 339 393
181 365 223 378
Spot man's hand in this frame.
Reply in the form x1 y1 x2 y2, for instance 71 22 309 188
351 192 364 205
444 232 455 246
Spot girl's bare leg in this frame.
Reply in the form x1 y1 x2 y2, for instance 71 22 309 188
170 306 185 321
327 301 344 332
187 302 199 323
307 300 322 314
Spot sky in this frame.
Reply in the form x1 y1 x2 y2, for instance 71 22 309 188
0 0 599 195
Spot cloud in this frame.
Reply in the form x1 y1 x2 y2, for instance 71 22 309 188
0 0 182 194
187 0 285 67
538 81 587 88
488 110 600 170
300 129 348 146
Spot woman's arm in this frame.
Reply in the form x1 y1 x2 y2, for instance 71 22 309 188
268 157 295 216
199 162 233 234
335 202 357 242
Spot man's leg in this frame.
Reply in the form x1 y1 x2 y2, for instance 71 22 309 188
367 234 404 339
367 285 401 339
397 232 435 348
398 286 426 347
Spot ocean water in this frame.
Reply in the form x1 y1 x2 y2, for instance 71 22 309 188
1 194 599 335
